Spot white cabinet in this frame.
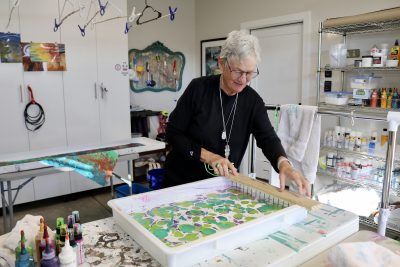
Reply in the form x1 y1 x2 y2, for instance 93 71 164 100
61 0 130 193
0 0 130 200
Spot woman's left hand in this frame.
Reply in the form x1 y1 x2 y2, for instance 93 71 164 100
278 161 311 197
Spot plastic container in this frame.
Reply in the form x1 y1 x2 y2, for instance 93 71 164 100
361 55 373 67
350 75 381 90
386 59 399 67
353 88 373 100
107 177 307 267
324 91 352 105
147 168 165 190
330 43 347 67
115 183 152 198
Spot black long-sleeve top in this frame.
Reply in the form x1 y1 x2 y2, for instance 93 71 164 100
164 74 286 187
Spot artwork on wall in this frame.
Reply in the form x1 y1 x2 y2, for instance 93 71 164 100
21 42 66 71
201 37 226 76
0 32 22 63
129 41 185 93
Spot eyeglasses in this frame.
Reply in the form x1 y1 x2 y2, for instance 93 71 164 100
226 61 259 80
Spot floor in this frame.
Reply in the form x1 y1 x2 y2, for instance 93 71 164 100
0 187 113 235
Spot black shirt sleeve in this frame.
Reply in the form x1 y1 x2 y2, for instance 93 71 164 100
251 95 286 173
166 79 202 161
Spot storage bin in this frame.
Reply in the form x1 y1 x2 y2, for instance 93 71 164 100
353 88 372 100
115 183 152 198
147 168 165 190
324 91 352 105
350 75 381 90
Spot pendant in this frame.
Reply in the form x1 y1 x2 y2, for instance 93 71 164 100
224 144 230 159
221 131 226 140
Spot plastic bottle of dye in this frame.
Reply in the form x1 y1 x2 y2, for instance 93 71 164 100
15 230 34 267
35 218 45 262
40 224 56 259
41 240 60 267
380 88 387 108
370 89 378 108
73 223 85 264
392 88 398 109
59 234 77 267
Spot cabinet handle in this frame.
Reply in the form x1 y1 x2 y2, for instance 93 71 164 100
19 84 23 103
94 82 97 99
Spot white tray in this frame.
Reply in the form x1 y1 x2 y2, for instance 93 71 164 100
108 177 307 267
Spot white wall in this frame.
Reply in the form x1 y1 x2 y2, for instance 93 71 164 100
128 0 196 114
194 0 400 104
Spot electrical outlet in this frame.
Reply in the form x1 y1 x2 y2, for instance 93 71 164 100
347 49 360 58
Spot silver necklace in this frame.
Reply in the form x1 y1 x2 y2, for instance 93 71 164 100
219 87 238 159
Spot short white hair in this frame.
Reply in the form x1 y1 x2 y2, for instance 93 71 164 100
220 30 261 64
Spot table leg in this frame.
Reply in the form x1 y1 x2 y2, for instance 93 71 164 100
1 181 9 233
7 181 13 231
127 160 133 195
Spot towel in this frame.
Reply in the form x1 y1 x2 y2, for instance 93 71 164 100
277 105 321 183
328 241 400 267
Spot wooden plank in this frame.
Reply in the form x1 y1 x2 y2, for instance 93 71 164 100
228 174 321 211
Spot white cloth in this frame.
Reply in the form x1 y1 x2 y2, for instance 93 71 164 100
328 241 400 267
277 105 321 183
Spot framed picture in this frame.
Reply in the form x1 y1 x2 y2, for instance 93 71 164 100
201 37 226 76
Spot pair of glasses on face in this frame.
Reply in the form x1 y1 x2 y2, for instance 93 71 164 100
226 61 259 80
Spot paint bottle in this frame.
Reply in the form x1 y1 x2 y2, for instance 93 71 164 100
344 128 351 149
392 88 398 109
387 88 393 109
57 224 68 255
15 230 33 259
369 131 377 154
389 40 399 62
41 240 60 267
370 89 378 108
15 231 34 267
72 211 80 224
35 218 45 263
74 223 85 264
380 88 387 108
59 234 77 267
381 128 388 148
40 223 55 259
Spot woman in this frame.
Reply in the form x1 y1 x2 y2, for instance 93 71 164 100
164 30 310 197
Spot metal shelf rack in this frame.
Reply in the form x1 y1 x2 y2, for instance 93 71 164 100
317 13 400 235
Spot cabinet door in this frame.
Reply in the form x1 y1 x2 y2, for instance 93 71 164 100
18 0 70 199
96 0 130 144
0 1 29 154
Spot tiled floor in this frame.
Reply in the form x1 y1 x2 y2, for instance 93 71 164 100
0 187 113 235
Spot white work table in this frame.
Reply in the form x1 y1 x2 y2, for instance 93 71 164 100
82 203 359 266
0 137 165 232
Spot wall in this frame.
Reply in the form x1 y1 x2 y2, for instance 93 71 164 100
195 0 400 104
128 0 196 114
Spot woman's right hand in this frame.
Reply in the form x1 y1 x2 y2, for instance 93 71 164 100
201 148 238 177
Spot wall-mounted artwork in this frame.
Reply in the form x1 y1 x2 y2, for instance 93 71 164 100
129 41 185 93
201 37 226 76
21 42 66 71
0 32 21 63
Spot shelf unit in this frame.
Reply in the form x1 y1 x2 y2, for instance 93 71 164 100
316 14 400 234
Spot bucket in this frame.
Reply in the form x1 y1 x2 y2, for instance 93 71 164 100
114 183 152 198
147 168 165 190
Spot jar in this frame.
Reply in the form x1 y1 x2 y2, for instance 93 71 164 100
354 60 362 67
361 55 373 67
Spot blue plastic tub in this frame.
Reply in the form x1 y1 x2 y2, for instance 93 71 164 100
147 168 165 190
114 183 152 198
